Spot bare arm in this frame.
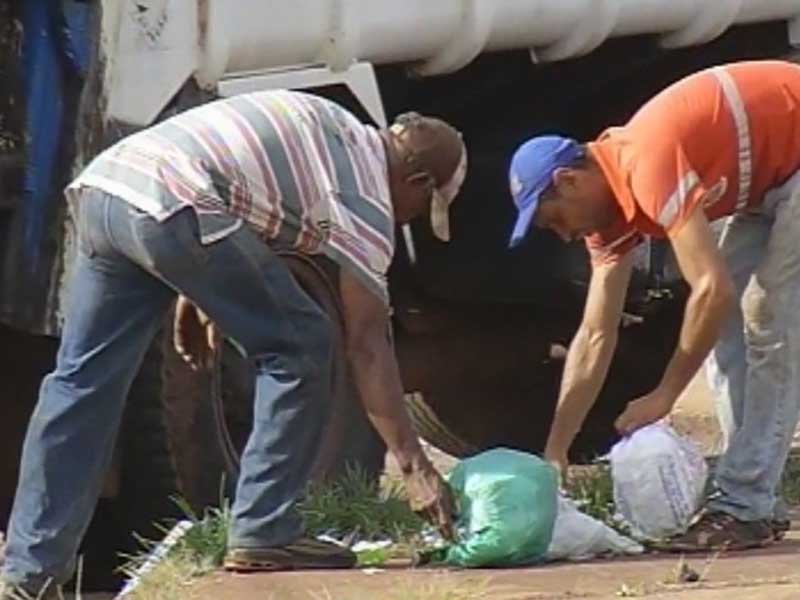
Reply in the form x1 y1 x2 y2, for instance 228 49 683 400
544 251 634 469
338 273 424 469
661 210 735 395
614 209 734 433
339 270 456 536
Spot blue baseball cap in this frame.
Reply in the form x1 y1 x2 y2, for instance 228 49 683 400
508 135 583 248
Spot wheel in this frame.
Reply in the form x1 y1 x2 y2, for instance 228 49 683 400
212 253 386 485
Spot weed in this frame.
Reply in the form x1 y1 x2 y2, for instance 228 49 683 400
781 451 800 505
170 497 232 573
663 555 701 585
117 469 426 598
615 581 647 597
567 463 617 527
298 466 425 541
119 552 198 600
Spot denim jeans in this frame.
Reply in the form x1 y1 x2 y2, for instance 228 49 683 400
706 171 800 522
3 189 333 590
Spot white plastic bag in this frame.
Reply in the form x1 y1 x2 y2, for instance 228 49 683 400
610 422 708 540
546 495 643 561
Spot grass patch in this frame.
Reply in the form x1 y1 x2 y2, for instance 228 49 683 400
781 451 800 505
118 499 232 600
119 469 426 598
119 552 199 600
298 466 425 541
567 462 616 526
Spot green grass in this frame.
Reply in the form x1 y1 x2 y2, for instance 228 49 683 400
567 462 617 526
298 466 425 541
781 451 800 505
118 468 427 598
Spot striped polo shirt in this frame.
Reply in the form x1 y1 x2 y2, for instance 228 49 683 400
67 90 395 302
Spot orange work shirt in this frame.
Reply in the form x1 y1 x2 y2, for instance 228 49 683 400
586 60 800 264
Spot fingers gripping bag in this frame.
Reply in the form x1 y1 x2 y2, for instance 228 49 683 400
610 422 708 540
443 448 558 567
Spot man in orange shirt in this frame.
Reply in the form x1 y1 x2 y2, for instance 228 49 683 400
509 60 800 550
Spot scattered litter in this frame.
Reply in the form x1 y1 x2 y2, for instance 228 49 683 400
360 567 385 575
352 539 394 566
440 448 559 567
351 540 393 553
610 422 707 540
115 520 194 599
546 495 643 562
316 533 350 548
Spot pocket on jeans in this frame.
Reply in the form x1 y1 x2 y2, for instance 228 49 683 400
133 207 210 272
171 208 211 265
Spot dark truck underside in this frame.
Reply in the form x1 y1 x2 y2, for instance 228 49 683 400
0 1 793 587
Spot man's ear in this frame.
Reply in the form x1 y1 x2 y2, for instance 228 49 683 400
406 171 435 190
551 166 578 192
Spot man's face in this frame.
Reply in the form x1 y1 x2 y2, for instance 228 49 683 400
533 166 615 242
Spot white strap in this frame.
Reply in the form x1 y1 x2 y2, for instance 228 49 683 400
658 170 700 228
712 67 752 212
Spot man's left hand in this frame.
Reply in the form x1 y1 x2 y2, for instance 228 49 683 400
614 389 675 436
174 295 220 371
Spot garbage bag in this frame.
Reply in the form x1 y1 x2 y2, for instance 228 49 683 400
546 495 643 561
610 422 708 540
444 448 558 567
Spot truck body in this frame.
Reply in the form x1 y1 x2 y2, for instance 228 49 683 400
1 0 800 585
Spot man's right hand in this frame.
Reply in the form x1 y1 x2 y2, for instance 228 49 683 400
403 457 457 540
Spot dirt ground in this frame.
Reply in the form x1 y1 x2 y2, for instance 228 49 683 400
194 530 800 600
189 372 800 600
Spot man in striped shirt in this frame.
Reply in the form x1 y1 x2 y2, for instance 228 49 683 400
509 61 800 551
1 91 467 597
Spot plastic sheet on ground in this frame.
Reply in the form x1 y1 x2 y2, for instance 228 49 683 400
546 495 643 562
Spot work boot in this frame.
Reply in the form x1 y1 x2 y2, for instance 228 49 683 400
224 538 357 572
771 518 792 541
653 510 774 553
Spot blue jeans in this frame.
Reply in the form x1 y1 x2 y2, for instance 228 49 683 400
706 171 800 521
3 189 333 590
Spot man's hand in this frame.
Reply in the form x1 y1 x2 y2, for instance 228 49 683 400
543 253 633 479
338 270 457 537
403 458 457 540
614 388 675 436
173 295 220 370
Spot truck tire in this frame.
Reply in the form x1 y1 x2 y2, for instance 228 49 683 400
211 253 386 487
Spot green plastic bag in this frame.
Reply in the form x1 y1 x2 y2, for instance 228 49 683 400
444 448 559 567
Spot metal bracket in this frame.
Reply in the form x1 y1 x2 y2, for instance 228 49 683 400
217 61 387 127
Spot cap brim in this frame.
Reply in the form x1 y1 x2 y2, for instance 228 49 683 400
431 193 451 242
508 196 539 248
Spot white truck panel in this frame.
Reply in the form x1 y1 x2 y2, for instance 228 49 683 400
108 0 800 126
